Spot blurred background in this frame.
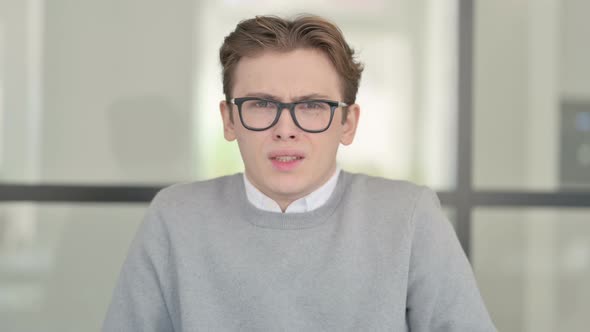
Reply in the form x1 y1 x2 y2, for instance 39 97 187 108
0 0 589 331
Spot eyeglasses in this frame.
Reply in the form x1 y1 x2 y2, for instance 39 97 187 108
229 97 348 133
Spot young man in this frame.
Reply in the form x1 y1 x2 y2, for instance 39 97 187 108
104 15 496 331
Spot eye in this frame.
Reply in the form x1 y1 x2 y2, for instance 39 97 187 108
254 100 270 108
303 102 321 109
299 101 330 111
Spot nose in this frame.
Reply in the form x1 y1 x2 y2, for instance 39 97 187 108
272 107 299 141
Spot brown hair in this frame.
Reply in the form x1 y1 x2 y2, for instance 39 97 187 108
219 14 364 106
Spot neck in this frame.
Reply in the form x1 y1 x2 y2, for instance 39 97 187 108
245 165 338 213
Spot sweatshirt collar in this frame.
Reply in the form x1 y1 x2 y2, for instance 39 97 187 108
243 167 341 213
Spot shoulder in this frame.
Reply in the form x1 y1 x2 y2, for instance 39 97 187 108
343 171 428 208
341 171 442 228
150 173 242 211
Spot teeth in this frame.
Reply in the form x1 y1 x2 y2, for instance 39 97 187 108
274 156 300 162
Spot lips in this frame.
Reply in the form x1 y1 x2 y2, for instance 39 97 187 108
272 156 303 162
268 150 305 171
268 150 305 159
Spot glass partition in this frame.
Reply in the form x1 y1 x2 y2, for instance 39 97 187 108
0 202 145 331
0 0 458 190
473 0 590 191
473 207 590 332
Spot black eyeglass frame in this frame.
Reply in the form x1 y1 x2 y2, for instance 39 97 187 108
229 97 348 133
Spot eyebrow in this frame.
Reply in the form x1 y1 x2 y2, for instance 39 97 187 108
243 92 333 102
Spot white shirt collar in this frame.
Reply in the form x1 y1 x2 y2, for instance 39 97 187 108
243 167 341 213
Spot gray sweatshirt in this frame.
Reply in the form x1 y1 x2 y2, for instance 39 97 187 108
103 172 496 331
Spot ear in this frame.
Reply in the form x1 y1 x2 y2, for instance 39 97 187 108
220 100 237 141
340 104 360 145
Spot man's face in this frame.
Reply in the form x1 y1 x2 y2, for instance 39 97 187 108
220 49 360 209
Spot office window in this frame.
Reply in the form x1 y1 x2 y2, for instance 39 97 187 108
0 203 145 331
473 208 590 332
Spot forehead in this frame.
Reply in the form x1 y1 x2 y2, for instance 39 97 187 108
232 49 342 100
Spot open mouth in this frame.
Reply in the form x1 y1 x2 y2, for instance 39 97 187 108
271 156 304 162
268 153 305 171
